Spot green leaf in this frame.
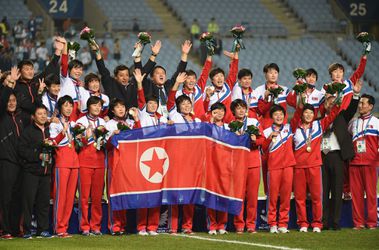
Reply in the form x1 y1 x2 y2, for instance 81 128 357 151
292 68 307 79
228 121 244 132
245 125 259 136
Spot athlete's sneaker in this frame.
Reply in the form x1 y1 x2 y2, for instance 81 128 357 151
353 225 365 230
208 230 217 235
269 226 278 234
343 192 352 201
1 234 13 240
169 230 177 235
82 231 90 236
235 228 244 234
247 228 257 234
148 231 159 236
37 231 53 238
23 234 32 239
367 226 376 230
57 232 72 238
138 230 148 236
90 230 102 236
313 227 321 233
182 229 194 235
299 227 308 233
278 227 289 233
111 231 121 236
218 229 228 235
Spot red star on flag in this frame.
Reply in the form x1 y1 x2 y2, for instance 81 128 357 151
142 149 167 179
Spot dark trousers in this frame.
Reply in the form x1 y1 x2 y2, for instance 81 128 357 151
0 160 23 235
322 151 344 228
22 171 51 234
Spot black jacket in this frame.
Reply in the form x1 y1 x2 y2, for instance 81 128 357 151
331 96 359 161
18 122 51 176
142 60 187 100
96 58 156 109
0 87 30 164
14 54 60 114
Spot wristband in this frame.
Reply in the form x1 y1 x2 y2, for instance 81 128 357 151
151 53 158 57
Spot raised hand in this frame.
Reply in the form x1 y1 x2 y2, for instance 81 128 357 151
353 79 363 94
10 66 20 82
175 72 187 84
133 68 146 84
54 36 66 54
89 40 100 52
129 107 139 120
38 78 46 94
205 86 215 99
181 40 192 54
151 40 162 55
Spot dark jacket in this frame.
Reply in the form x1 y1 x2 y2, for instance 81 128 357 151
332 96 359 161
14 54 60 114
95 58 156 109
0 87 30 164
18 122 51 176
142 60 187 100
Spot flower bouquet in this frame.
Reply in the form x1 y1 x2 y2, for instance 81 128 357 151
230 25 246 52
269 86 284 99
117 122 130 131
132 32 152 57
72 123 86 152
323 82 346 105
245 124 260 136
41 139 56 174
228 120 244 133
200 32 216 56
80 26 96 46
94 125 108 150
356 32 372 55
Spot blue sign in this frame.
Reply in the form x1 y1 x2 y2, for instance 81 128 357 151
38 0 83 19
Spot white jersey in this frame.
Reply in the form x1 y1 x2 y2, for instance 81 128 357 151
255 84 290 104
80 91 110 113
76 115 106 145
49 120 76 147
59 74 87 103
42 92 60 119
231 82 260 108
202 83 232 110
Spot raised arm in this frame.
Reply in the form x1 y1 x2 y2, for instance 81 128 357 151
167 72 187 111
224 50 239 89
290 107 302 132
35 37 64 81
61 38 69 77
134 68 147 110
168 40 191 86
198 56 212 92
349 56 367 85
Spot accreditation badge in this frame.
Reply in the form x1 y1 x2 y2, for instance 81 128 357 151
356 140 366 153
321 138 331 151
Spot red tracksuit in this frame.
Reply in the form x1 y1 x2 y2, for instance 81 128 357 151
292 105 339 229
348 114 379 228
233 117 263 232
263 123 296 228
50 119 79 234
203 58 239 123
76 115 106 232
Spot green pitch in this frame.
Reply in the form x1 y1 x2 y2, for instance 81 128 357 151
0 230 378 250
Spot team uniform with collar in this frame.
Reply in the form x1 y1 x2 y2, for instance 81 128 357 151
60 54 87 121
348 114 379 228
287 88 325 117
262 124 296 229
231 84 260 119
76 114 106 233
292 105 339 229
175 59 211 119
49 119 79 235
42 92 60 119
203 59 239 123
105 118 140 234
232 117 263 232
80 91 110 119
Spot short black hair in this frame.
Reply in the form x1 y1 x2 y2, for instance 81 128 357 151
238 68 253 80
17 60 34 70
32 103 48 115
269 104 286 118
68 59 84 71
302 103 315 114
263 63 279 74
230 99 247 116
109 98 126 119
209 68 225 80
361 94 375 106
86 96 103 108
306 68 318 81
150 65 166 77
57 95 74 114
175 94 192 113
146 95 159 105
84 73 100 89
328 63 344 76
45 74 60 87
114 65 130 76
185 69 197 78
210 102 226 112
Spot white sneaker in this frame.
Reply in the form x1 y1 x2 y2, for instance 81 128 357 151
138 230 148 236
269 226 278 234
218 229 228 235
313 227 321 233
148 231 159 236
278 227 289 233
299 227 308 232
208 230 217 235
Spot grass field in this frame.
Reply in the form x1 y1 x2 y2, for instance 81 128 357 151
0 230 378 250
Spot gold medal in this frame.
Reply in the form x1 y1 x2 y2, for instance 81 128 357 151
94 142 97 148
306 146 312 152
68 143 72 148
272 137 277 143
